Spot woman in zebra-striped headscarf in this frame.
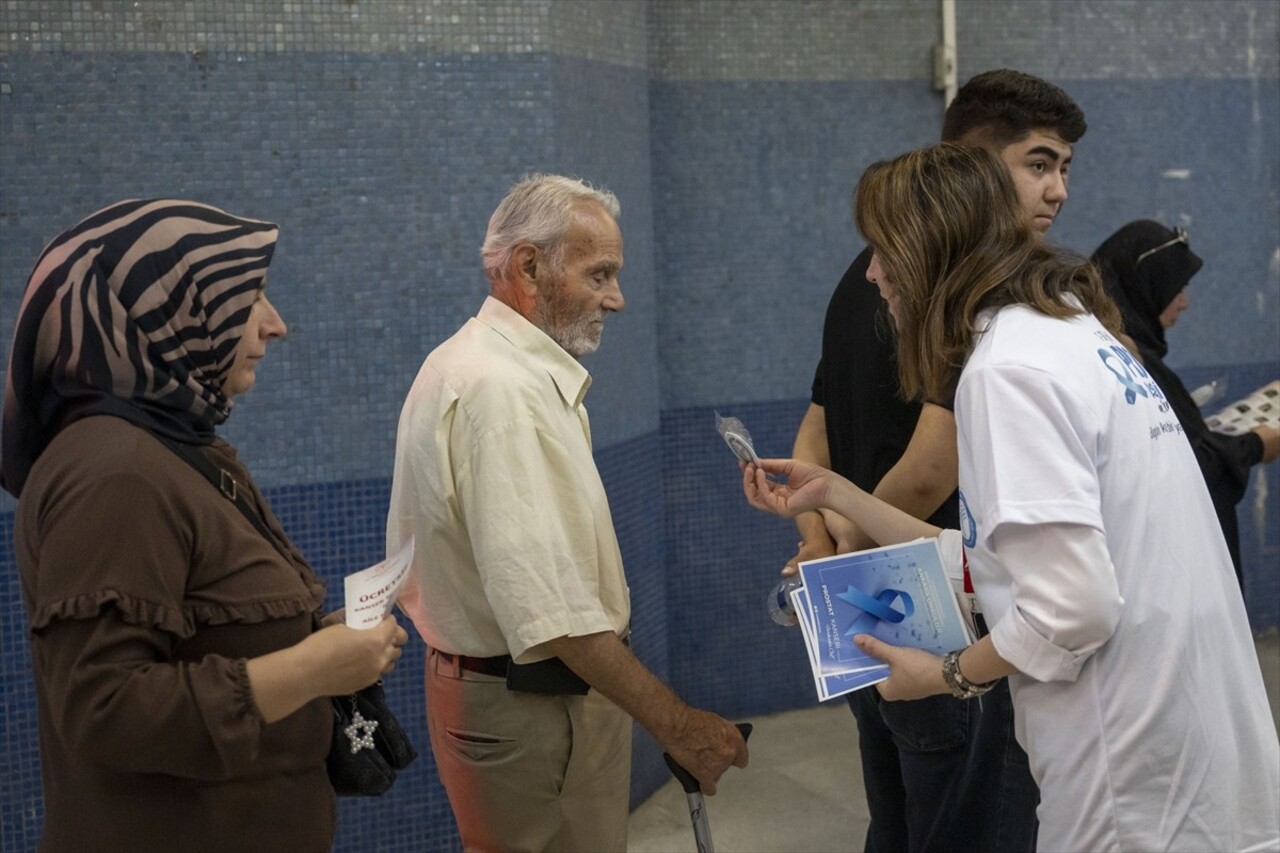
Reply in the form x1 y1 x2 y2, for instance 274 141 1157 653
2 200 406 853
1 198 278 496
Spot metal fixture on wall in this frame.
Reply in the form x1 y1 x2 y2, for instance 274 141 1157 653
933 0 957 108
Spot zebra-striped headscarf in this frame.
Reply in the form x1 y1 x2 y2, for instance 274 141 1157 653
1 199 279 498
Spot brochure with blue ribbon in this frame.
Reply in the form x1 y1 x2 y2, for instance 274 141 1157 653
791 538 973 701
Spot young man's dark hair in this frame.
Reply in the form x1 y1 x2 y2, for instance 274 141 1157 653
941 68 1087 147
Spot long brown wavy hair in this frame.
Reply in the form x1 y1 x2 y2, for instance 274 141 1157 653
854 143 1122 401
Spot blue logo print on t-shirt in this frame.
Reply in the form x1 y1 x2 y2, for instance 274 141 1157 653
1098 345 1149 405
958 490 977 548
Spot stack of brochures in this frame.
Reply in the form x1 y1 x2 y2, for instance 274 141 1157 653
790 538 973 701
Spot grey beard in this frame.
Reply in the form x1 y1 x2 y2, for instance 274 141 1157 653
545 314 602 357
533 301 604 358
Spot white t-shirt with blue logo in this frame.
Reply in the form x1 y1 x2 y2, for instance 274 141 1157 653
956 303 1279 852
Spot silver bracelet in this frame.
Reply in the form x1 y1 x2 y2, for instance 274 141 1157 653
941 649 997 700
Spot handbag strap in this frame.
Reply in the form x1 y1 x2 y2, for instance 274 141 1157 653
153 433 291 562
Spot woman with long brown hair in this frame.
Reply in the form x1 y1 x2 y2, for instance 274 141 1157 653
743 144 1279 851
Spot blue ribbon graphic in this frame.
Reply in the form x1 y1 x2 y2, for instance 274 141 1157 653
836 586 915 637
1098 347 1149 406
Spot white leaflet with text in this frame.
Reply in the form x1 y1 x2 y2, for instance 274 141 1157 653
344 537 415 629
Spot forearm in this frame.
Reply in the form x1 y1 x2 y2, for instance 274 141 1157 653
956 635 1021 686
251 619 406 721
1249 426 1279 465
792 404 836 549
795 510 836 552
246 643 324 724
856 629 1020 703
544 631 686 742
1190 429 1263 501
826 477 940 547
792 403 832 468
38 613 264 779
547 630 747 793
872 464 954 521
871 403 958 522
917 636 1021 700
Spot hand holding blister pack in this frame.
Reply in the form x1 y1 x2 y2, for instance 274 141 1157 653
717 412 798 632
715 411 760 465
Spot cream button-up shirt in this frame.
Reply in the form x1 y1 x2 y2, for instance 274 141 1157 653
389 296 630 663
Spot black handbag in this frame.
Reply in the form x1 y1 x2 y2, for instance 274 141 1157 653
327 680 418 796
155 435 417 795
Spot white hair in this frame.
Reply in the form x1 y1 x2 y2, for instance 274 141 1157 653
480 173 620 285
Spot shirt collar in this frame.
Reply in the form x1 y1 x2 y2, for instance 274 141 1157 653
477 296 592 409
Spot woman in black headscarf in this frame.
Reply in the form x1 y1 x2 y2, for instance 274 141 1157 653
1 199 407 853
1092 219 1280 584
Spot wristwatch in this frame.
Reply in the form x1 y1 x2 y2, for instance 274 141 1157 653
941 649 998 699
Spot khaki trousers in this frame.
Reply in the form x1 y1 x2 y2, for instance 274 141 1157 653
426 648 632 853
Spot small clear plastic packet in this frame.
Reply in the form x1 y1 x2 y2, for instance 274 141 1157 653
715 411 761 465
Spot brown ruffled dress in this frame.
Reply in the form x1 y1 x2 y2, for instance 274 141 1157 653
15 416 336 853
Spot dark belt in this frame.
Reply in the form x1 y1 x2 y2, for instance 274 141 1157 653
436 650 510 678
435 636 628 695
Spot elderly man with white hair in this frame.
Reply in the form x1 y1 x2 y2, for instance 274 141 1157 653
388 174 748 852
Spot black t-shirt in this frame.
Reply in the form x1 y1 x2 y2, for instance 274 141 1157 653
810 248 959 530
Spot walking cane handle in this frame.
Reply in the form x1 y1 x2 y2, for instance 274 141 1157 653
662 722 753 794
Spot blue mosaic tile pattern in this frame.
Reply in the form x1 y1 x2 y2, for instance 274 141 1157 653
0 510 41 853
0 50 663 508
649 76 1279 411
648 0 1278 82
596 432 673 809
661 398 823 716
0 1 647 67
543 55 663 446
956 0 1279 80
648 0 938 82
649 78 939 411
1052 78 1279 371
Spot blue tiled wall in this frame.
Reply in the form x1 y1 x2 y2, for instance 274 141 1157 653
0 51 657 489
2 2 1277 851
661 399 820 713
650 79 1280 408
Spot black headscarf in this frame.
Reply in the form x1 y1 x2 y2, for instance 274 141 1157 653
1092 219 1264 580
1092 219 1203 361
1 199 278 498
